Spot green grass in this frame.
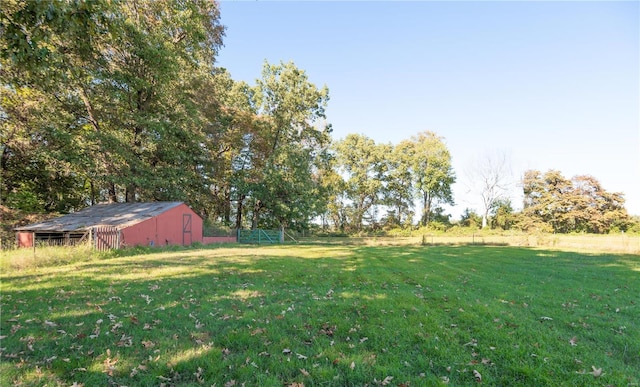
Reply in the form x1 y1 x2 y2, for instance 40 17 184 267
1 243 638 386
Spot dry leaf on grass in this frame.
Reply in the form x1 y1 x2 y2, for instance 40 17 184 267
374 376 393 385
569 336 578 346
577 366 605 378
473 369 482 383
589 366 604 378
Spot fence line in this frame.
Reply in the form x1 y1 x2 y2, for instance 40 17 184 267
92 226 122 250
237 229 283 244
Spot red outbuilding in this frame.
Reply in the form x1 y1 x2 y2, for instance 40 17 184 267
15 202 203 249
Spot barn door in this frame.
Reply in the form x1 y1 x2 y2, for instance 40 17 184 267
182 214 192 246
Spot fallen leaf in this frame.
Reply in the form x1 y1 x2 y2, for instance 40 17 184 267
44 320 57 327
350 361 355 370
473 369 482 383
463 339 478 347
589 366 604 378
300 368 310 376
569 336 578 346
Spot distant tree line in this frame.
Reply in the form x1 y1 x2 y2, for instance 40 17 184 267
1 1 633 234
440 169 632 234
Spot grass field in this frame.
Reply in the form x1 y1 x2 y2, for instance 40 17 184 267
1 242 638 386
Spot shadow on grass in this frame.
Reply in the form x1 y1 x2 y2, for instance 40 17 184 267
1 244 638 385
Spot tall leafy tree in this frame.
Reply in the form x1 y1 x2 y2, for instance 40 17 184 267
241 61 331 230
1 0 225 211
382 141 415 227
522 169 629 233
333 134 388 232
402 131 455 226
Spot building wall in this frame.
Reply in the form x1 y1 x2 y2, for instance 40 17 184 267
16 232 33 248
121 203 203 247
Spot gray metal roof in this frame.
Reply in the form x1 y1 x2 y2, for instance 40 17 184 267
15 202 184 232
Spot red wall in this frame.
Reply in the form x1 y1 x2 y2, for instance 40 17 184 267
16 232 33 248
121 203 203 247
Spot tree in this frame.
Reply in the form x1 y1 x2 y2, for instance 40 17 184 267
460 208 482 228
383 141 416 227
1 0 225 210
521 169 629 233
333 134 389 232
466 150 512 228
401 132 455 226
242 61 331 230
490 198 514 230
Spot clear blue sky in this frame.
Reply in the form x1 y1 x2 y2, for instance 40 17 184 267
216 1 640 218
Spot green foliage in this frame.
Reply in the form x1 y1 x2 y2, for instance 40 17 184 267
1 0 224 209
333 134 388 232
626 216 640 235
402 132 456 226
329 131 456 233
460 208 482 229
490 199 515 230
521 170 629 234
232 61 332 230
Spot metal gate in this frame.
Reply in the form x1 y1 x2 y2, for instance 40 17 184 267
237 229 282 244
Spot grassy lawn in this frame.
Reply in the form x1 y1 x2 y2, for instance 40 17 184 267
1 243 638 386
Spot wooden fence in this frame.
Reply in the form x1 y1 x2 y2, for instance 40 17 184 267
92 226 122 250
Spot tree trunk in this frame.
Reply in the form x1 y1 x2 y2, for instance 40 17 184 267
235 195 245 230
422 191 431 226
251 200 262 230
108 183 117 203
224 187 231 223
126 186 136 202
90 180 95 205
